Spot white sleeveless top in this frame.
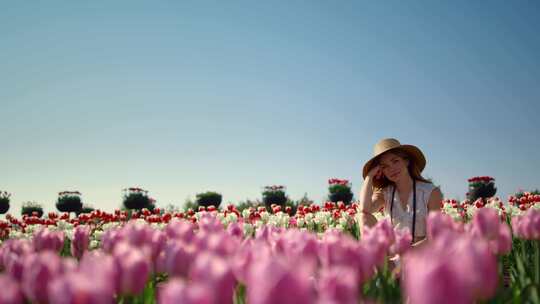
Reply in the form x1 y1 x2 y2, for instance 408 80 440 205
382 181 435 240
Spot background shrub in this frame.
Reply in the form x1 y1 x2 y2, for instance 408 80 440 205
0 191 11 214
328 179 354 205
123 187 154 210
79 204 95 214
21 201 43 217
182 197 198 211
196 191 222 208
467 176 497 202
236 199 262 212
56 191 83 213
262 185 288 210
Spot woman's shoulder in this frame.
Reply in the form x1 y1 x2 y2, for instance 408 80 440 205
416 180 436 193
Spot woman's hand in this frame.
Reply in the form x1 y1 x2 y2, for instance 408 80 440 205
360 165 384 216
367 165 383 180
412 238 427 248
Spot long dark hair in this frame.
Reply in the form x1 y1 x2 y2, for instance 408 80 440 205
371 148 431 191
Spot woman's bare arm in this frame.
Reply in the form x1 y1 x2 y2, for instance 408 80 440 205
410 188 442 247
359 166 386 214
427 187 443 212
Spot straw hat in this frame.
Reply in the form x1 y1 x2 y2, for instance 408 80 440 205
362 138 426 178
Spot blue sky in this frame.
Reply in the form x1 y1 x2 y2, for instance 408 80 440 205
1 1 539 213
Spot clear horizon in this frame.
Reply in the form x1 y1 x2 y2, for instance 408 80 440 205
2 1 539 214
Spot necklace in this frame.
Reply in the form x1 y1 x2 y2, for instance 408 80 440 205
391 179 417 243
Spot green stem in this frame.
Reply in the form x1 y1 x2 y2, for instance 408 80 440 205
532 241 540 303
535 241 540 284
234 284 246 304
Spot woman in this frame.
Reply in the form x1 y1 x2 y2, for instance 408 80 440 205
359 138 442 244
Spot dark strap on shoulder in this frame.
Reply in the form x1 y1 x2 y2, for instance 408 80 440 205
391 179 416 243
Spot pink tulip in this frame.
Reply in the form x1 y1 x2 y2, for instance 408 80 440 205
276 230 319 256
198 213 224 233
273 230 320 271
247 252 314 304
189 253 236 304
105 222 166 271
158 279 186 304
33 228 65 252
62 257 78 273
451 235 498 300
289 217 297 227
100 228 122 253
361 220 400 266
48 271 115 304
470 208 513 254
113 243 151 295
79 250 120 294
0 274 23 304
358 231 387 268
403 246 470 304
371 219 395 247
165 219 195 242
320 230 377 283
231 240 257 283
21 251 65 303
403 232 498 304
122 222 167 266
0 239 33 267
158 279 212 304
496 223 512 254
317 266 359 304
255 225 283 242
192 229 240 258
161 241 196 277
120 221 155 247
471 208 501 239
1 239 34 281
3 252 25 282
390 227 412 256
319 231 361 268
513 209 540 240
147 229 167 266
227 222 244 238
426 212 460 240
71 225 91 259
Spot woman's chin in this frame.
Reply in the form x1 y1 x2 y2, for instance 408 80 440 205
388 174 403 182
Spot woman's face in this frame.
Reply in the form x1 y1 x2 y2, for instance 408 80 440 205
378 152 410 182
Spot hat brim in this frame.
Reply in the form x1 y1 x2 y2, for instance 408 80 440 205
362 145 426 179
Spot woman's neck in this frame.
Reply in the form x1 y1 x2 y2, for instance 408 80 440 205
395 174 413 193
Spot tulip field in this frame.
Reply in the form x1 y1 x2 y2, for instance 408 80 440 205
1 193 540 303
